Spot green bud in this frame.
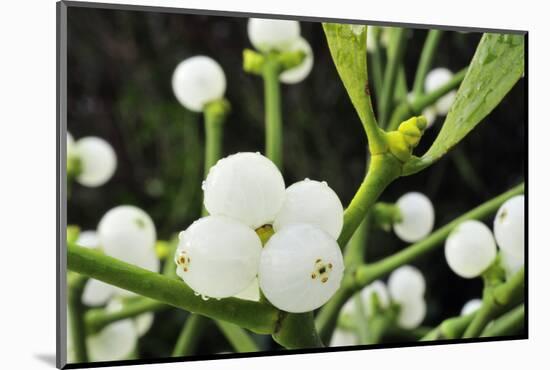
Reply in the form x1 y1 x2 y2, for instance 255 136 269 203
243 49 265 75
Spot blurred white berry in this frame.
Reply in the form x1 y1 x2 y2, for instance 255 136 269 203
493 195 524 260
134 312 154 337
461 298 482 316
445 220 497 278
361 280 391 311
175 215 262 299
274 179 344 239
75 230 100 249
422 106 438 128
82 279 114 307
87 311 137 361
425 67 456 115
397 296 426 329
247 18 300 53
203 152 286 229
388 265 426 303
74 137 117 187
393 192 435 243
330 329 358 347
259 224 344 313
279 37 314 84
234 278 260 302
501 249 524 278
172 56 226 112
97 205 159 273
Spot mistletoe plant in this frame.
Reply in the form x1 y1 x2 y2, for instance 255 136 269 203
66 21 525 363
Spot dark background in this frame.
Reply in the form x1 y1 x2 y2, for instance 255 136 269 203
66 6 525 358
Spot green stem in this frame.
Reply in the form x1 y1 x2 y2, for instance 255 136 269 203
379 28 408 127
67 244 279 334
215 321 260 352
273 312 324 349
343 212 371 267
263 55 283 169
412 30 444 96
387 68 466 131
338 154 402 249
67 273 89 363
86 298 167 335
355 183 524 286
481 304 524 337
394 67 408 103
172 314 206 356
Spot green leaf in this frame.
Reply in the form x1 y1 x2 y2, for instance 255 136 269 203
323 23 385 153
403 33 525 176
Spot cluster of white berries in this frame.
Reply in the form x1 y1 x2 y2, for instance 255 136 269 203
444 195 524 279
69 205 158 361
332 265 427 346
247 18 313 84
67 132 117 187
174 152 345 313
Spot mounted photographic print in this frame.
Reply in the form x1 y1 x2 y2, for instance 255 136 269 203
57 1 527 368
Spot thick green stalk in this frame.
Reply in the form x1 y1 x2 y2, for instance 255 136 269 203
338 154 402 249
273 312 324 349
412 30 444 96
482 304 525 337
387 68 466 131
67 244 279 334
355 183 524 286
86 298 166 334
67 273 89 363
263 55 283 169
172 314 206 356
379 28 408 126
215 321 260 352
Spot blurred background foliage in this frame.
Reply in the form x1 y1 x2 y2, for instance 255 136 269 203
67 7 525 357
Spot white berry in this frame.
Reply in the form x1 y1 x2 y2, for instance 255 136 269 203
175 215 262 299
203 152 286 229
444 220 497 278
493 195 524 260
274 179 344 239
397 296 426 329
422 106 438 128
74 137 117 187
172 56 226 112
258 224 344 313
247 18 300 53
388 265 426 304
461 298 482 316
425 67 456 115
361 280 390 311
97 205 159 272
134 312 154 337
279 37 314 84
393 192 435 243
